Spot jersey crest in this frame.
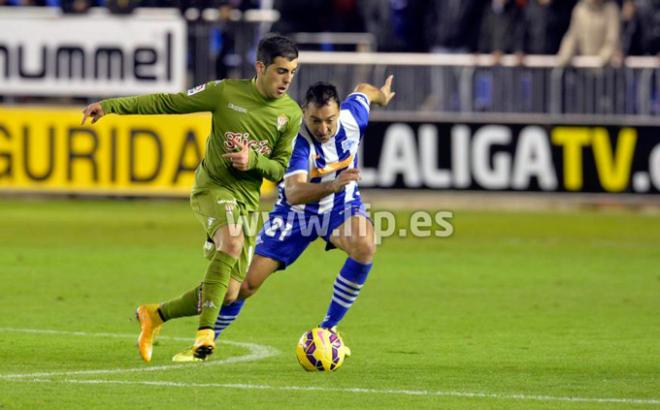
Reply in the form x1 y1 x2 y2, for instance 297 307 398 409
277 114 288 131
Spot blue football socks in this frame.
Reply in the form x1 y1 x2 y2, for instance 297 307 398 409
214 299 245 339
320 257 372 329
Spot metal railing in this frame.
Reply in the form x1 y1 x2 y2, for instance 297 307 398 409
288 52 660 119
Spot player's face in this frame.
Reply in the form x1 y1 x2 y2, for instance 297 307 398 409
255 57 298 99
304 101 340 144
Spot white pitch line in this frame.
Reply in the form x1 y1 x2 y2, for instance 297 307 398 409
0 327 279 379
6 378 660 406
1 328 659 406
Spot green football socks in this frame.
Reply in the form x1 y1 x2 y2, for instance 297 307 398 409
198 251 237 329
158 251 237 328
159 286 201 320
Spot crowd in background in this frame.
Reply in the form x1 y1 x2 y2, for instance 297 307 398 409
2 0 660 64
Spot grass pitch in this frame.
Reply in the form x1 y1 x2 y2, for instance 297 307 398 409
0 197 658 409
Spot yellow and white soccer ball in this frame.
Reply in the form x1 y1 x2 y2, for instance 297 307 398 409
295 327 346 371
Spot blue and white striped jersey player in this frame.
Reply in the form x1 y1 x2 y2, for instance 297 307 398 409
172 76 395 362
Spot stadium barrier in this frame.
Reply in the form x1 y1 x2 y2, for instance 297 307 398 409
0 107 276 197
292 52 660 117
2 10 659 196
0 7 187 97
1 107 659 196
358 116 660 194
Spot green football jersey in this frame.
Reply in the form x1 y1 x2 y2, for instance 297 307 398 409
100 79 302 211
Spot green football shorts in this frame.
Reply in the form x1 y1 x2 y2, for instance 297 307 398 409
190 187 256 282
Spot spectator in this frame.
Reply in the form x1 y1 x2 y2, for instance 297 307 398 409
360 0 428 52
518 0 576 55
61 0 91 13
272 0 326 33
622 0 644 55
326 0 364 33
4 0 48 4
557 0 622 66
636 0 660 55
478 0 525 64
139 0 181 7
213 2 237 79
425 0 486 53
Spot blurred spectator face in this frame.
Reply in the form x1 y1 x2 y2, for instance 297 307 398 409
72 0 90 13
218 4 232 21
622 0 635 21
538 0 552 5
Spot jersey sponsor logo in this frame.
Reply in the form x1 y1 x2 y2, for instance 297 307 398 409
227 103 247 113
277 114 288 131
187 84 206 96
224 132 272 155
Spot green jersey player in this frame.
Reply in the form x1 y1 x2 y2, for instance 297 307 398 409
81 35 302 362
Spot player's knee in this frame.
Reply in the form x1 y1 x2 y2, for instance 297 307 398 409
223 293 238 305
219 234 244 257
224 287 239 305
349 238 376 263
239 280 259 299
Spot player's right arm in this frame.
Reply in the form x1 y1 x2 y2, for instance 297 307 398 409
353 75 395 108
284 170 360 206
281 135 359 205
81 81 223 124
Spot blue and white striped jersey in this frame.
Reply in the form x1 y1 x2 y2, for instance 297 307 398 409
275 92 370 214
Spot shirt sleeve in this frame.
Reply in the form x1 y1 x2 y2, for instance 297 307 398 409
283 135 311 178
100 80 223 115
340 92 370 134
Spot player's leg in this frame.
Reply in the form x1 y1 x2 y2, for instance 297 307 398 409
172 256 279 363
321 214 376 330
239 255 280 298
214 208 314 337
212 224 257 341
191 222 243 358
151 190 243 361
214 255 279 337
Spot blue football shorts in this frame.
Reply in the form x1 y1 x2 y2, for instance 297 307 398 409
255 200 369 269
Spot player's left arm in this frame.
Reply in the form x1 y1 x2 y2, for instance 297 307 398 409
353 75 396 108
285 169 361 205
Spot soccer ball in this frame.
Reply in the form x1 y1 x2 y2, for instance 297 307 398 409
295 327 346 371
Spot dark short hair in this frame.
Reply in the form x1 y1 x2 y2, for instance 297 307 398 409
304 82 339 108
256 34 298 67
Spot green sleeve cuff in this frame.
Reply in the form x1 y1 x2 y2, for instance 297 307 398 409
250 150 285 181
100 100 113 114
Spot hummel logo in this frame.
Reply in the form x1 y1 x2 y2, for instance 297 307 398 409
228 103 247 113
207 217 216 227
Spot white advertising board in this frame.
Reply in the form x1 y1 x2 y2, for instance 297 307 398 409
0 8 187 96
